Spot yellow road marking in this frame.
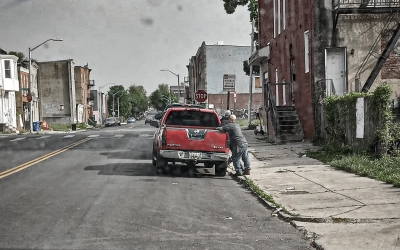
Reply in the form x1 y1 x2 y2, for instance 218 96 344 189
0 138 91 180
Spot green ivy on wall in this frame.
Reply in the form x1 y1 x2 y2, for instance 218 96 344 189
322 85 398 155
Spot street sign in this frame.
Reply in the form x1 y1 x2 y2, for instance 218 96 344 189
195 89 207 102
223 74 235 92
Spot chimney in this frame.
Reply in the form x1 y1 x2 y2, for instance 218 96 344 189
217 41 224 45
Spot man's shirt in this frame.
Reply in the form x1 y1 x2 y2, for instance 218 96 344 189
217 122 247 148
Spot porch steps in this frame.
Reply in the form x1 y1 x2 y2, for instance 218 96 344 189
276 106 304 142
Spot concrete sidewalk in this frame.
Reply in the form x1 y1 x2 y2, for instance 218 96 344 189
230 130 400 250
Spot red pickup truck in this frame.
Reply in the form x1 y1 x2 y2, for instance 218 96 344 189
150 107 230 176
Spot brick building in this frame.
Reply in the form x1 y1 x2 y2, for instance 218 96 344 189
187 41 262 114
74 64 94 124
250 0 400 142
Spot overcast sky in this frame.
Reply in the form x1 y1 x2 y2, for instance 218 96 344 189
0 0 251 94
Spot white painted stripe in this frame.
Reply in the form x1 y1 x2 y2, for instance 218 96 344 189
113 134 124 138
63 135 75 138
88 135 99 138
36 136 51 139
139 134 151 137
10 137 26 141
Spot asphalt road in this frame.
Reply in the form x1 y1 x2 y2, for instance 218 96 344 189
0 121 313 250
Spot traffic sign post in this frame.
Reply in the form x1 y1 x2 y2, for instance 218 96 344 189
223 74 235 110
195 89 207 103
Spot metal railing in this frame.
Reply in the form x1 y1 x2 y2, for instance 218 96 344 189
266 81 280 139
316 79 336 99
334 0 400 8
270 81 293 107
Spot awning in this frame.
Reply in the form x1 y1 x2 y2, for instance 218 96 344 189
248 45 270 66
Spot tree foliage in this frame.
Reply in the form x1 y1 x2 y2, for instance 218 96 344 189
107 85 131 119
8 51 26 63
149 83 179 111
128 85 149 115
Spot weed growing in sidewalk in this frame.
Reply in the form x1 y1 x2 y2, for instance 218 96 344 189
307 145 400 187
244 178 296 216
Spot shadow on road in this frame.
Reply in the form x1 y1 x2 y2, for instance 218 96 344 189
84 163 229 179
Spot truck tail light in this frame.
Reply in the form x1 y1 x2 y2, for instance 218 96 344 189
162 129 167 145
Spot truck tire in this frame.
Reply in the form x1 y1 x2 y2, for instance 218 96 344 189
152 149 156 167
215 161 228 177
156 154 167 175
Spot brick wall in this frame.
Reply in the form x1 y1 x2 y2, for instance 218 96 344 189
382 31 400 79
208 93 263 111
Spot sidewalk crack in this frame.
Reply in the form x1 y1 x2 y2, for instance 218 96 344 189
286 169 366 206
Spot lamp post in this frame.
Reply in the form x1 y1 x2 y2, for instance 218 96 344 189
28 38 63 133
112 90 127 117
160 69 180 98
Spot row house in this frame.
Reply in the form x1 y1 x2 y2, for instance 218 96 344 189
0 54 19 132
89 89 108 125
37 59 94 126
16 60 39 131
250 0 400 142
186 41 262 113
74 64 94 124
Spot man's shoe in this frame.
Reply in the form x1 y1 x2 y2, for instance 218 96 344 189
233 172 243 177
243 170 250 175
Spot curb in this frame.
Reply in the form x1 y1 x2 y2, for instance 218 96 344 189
227 170 325 249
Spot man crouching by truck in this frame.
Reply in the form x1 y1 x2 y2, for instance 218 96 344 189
217 114 251 176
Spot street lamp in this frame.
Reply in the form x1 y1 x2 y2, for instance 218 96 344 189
28 38 63 133
160 69 181 98
112 90 127 117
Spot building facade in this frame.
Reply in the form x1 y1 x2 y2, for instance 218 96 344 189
0 55 19 131
187 42 262 113
37 59 77 124
251 0 400 142
74 65 93 124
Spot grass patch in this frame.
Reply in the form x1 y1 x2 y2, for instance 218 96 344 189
237 118 261 128
77 123 87 130
50 123 71 131
307 145 400 187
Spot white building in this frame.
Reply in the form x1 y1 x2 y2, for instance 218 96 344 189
0 55 19 131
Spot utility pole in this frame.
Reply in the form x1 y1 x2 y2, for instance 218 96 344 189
248 20 255 127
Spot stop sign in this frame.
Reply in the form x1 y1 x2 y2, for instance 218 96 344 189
195 89 207 102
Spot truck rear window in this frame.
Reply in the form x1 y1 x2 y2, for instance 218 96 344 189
165 110 219 127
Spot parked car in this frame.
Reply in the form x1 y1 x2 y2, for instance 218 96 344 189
150 107 229 176
145 115 154 124
105 117 121 127
127 117 136 123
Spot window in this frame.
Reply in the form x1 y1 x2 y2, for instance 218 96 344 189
165 110 219 127
273 0 276 37
278 0 281 34
304 31 310 73
283 0 286 30
4 60 11 78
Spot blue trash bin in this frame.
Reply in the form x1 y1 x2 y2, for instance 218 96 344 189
33 122 40 131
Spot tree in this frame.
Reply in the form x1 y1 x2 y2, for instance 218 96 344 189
8 51 27 63
149 84 179 111
107 85 132 119
221 0 260 76
128 85 149 116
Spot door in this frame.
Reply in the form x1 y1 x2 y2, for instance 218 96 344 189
325 48 346 96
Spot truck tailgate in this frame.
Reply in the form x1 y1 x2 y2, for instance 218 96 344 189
164 127 228 153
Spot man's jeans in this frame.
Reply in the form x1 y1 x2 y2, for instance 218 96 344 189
231 143 250 174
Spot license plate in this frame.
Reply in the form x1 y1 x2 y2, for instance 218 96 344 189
189 152 202 159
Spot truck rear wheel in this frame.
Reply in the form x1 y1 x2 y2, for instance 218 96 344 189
156 155 167 175
215 161 228 177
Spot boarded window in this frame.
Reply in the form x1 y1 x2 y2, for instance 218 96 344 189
255 76 261 88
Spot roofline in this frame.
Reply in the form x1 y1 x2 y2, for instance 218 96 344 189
37 59 75 64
